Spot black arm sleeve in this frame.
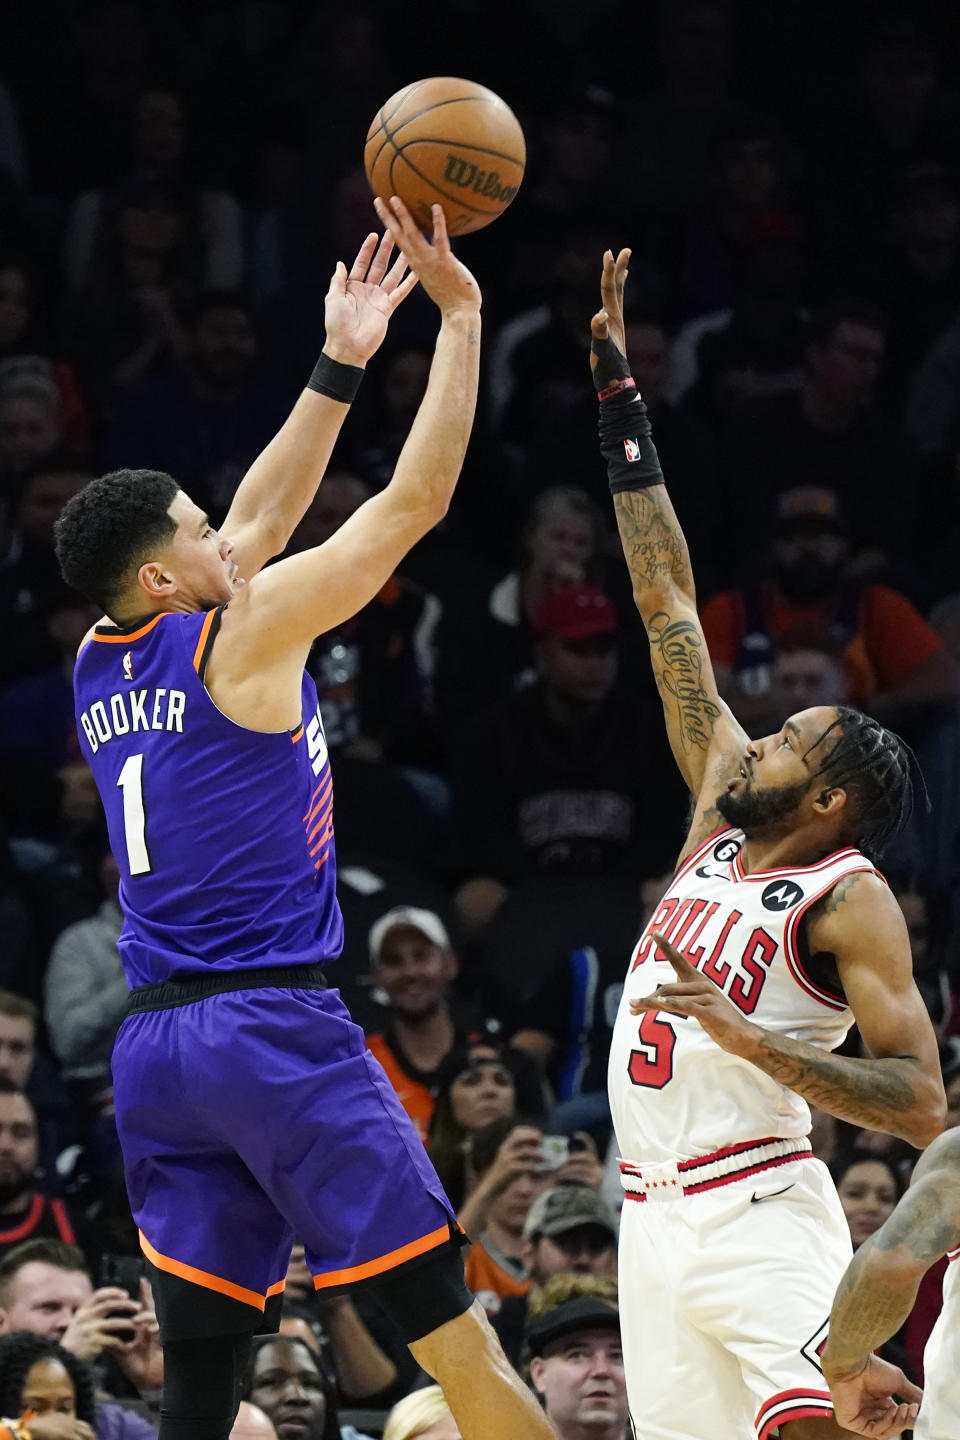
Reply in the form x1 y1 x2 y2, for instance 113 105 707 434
600 393 666 494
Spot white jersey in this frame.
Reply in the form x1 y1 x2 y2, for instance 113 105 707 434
915 1246 960 1440
608 825 880 1163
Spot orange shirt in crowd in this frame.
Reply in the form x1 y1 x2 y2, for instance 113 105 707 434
700 583 944 701
463 1236 531 1316
365 1032 435 1142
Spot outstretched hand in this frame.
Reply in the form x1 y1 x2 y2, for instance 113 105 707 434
629 932 759 1057
823 1353 923 1437
590 247 632 391
322 229 419 366
373 196 481 318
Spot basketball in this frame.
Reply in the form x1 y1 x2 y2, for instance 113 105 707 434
364 77 526 236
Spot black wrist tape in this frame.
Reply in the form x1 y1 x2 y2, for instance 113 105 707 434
307 352 364 404
600 394 665 494
590 331 632 394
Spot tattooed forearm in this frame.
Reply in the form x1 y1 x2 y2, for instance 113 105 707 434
613 489 694 597
747 1031 927 1141
648 612 722 751
824 1163 960 1373
823 1244 920 1374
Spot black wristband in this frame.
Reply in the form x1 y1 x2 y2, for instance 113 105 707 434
600 394 665 495
307 353 364 404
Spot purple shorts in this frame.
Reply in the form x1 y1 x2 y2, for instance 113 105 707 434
112 976 458 1339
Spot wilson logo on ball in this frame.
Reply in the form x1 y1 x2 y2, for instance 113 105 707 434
442 155 519 204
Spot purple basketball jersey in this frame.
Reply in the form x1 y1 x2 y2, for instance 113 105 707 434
73 606 343 986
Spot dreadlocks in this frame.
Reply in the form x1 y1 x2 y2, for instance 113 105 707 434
0 1331 96 1424
803 705 925 861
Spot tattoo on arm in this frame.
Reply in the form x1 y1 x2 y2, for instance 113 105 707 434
648 612 722 752
613 489 693 594
750 1034 918 1135
814 872 863 917
826 1167 960 1370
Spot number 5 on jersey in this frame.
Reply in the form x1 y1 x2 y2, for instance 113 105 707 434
628 1011 678 1089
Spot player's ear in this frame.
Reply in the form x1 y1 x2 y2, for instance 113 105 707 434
137 560 177 601
813 785 846 817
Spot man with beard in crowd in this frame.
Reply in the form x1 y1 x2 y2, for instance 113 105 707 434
0 1082 89 1258
699 485 955 735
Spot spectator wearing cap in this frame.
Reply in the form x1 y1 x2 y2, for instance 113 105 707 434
452 582 684 940
364 907 483 1142
491 1186 618 1367
700 484 956 735
525 1288 627 1440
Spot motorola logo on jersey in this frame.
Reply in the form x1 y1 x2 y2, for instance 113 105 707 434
761 880 805 912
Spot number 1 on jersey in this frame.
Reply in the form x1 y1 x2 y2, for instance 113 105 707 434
117 752 152 875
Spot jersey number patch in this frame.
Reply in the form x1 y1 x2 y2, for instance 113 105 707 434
627 1011 677 1089
117 752 152 875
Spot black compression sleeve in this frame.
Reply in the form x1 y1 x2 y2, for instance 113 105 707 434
599 393 665 494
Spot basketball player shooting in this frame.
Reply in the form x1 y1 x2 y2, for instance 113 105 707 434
593 248 946 1440
53 198 556 1440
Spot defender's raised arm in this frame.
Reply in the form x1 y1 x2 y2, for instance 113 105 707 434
593 248 747 853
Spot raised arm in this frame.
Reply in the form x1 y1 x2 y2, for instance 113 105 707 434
592 249 747 857
209 199 482 729
220 229 418 579
820 1128 960 1436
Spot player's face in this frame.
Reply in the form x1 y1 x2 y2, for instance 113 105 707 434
164 491 243 609
1 1262 93 1341
836 1160 898 1248
717 706 839 835
372 928 453 1017
249 1341 327 1440
531 1330 626 1431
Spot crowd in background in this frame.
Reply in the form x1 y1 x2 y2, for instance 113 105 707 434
2 1 960 1436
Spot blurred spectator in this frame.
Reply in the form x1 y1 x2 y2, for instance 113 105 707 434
0 588 97 768
0 994 71 1186
364 908 480 1143
457 1118 543 1318
0 1327 156 1439
64 85 244 296
0 1239 162 1412
668 212 807 425
0 264 90 457
0 461 91 689
452 585 683 938
700 486 956 734
857 161 960 396
887 874 954 1040
492 1186 618 1367
244 1335 371 1440
62 176 197 405
720 299 900 567
349 347 431 493
831 1150 905 1251
102 289 291 514
426 1043 545 1211
525 1288 626 1440
0 365 68 502
627 0 742 218
436 488 611 734
286 475 442 770
44 850 124 1092
381 1384 459 1440
232 1402 278 1440
0 1085 90 1260
674 113 801 322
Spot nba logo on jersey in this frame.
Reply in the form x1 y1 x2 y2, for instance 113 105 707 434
122 650 134 682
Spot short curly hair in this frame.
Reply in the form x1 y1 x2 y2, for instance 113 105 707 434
0 1331 96 1424
53 467 179 617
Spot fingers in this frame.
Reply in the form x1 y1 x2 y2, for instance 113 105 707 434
348 231 381 281
892 1374 923 1406
652 933 699 977
591 309 609 338
365 227 396 285
430 201 450 255
381 248 410 293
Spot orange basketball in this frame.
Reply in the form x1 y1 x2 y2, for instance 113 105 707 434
364 77 526 236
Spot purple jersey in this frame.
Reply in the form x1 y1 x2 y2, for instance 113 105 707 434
73 606 343 986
